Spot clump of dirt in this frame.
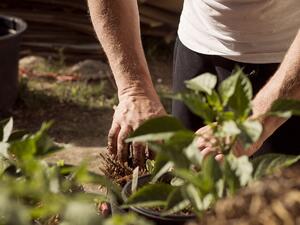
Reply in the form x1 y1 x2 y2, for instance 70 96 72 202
197 162 300 225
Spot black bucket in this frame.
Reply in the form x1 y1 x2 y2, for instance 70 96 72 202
0 15 27 117
122 174 196 225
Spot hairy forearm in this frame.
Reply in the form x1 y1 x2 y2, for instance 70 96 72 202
252 29 300 139
87 0 156 98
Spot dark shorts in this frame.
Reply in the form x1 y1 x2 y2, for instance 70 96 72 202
172 38 300 155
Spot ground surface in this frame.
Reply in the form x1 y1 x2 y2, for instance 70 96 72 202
12 53 173 175
197 162 300 225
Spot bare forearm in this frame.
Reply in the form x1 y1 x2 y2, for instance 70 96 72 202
87 0 156 98
252 29 300 139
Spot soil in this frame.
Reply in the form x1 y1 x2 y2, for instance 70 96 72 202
194 162 300 225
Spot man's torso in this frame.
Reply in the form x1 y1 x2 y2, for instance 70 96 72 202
178 0 300 63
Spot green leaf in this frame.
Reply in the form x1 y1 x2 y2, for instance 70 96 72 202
183 184 214 212
0 155 10 175
146 160 155 174
219 69 252 119
269 99 300 118
34 122 62 156
151 162 173 183
223 157 240 195
199 155 223 193
131 167 139 193
126 183 174 208
165 187 185 210
174 169 203 188
162 200 190 216
152 153 170 176
183 184 202 211
221 120 241 137
0 118 9 141
185 73 217 95
207 90 223 111
252 153 300 180
227 155 253 186
149 131 195 169
0 142 9 158
184 139 204 167
2 118 13 143
127 133 175 143
238 120 263 149
127 116 185 143
219 70 240 106
175 92 214 123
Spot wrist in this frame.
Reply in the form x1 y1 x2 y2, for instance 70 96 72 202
118 82 159 101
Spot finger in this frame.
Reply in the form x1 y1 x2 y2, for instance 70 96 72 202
107 123 121 156
132 142 146 168
117 127 131 163
196 137 211 150
200 147 216 158
215 154 224 162
195 126 211 135
98 202 111 217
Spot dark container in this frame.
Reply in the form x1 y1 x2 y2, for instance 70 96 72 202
0 16 27 117
122 174 196 225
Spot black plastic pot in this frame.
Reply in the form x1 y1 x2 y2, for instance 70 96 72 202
0 15 27 117
122 174 196 225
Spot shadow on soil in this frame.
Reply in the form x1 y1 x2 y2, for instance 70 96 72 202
12 86 113 148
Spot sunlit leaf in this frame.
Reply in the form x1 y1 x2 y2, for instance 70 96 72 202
238 120 263 149
207 90 223 111
162 200 190 216
151 162 173 183
185 73 217 95
145 160 155 174
269 99 300 118
221 120 241 137
219 70 240 106
165 187 185 210
184 185 202 210
227 155 253 186
219 69 252 119
2 118 13 143
131 167 139 194
149 131 194 169
174 169 203 188
223 157 240 195
200 155 222 192
252 153 300 179
127 116 185 143
126 183 174 208
184 139 203 168
175 92 215 123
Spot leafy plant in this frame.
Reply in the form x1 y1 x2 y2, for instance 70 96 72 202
125 68 300 217
0 119 151 225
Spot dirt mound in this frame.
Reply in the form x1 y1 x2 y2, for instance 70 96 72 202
198 163 300 225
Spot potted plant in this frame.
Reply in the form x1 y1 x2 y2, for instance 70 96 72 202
0 16 27 117
119 69 300 224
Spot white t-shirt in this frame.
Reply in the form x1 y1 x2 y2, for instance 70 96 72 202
178 0 300 63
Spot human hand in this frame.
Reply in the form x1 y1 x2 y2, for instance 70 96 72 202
108 93 166 167
196 125 265 161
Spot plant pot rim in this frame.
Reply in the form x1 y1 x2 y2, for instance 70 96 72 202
0 15 27 41
122 174 196 221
